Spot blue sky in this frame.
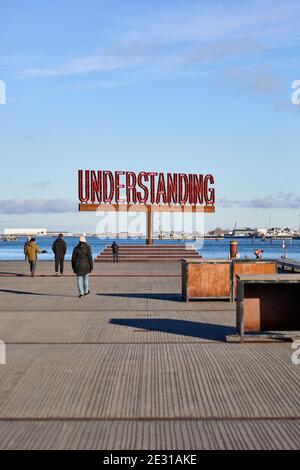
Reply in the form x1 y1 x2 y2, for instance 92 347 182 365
0 0 300 233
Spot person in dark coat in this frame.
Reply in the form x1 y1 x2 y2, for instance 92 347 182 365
111 241 119 263
52 233 67 275
71 236 93 297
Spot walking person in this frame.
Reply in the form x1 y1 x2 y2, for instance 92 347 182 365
111 241 119 263
71 236 93 298
23 236 31 262
52 233 67 276
25 238 47 277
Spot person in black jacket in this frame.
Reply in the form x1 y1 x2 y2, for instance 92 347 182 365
111 241 119 263
52 233 67 275
71 236 93 297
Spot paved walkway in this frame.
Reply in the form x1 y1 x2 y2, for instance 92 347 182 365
0 261 299 449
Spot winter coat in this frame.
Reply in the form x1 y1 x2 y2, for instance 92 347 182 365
71 242 93 275
52 238 67 259
111 242 119 253
25 241 42 262
24 240 30 255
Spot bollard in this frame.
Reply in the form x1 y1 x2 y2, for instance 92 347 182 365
230 240 239 259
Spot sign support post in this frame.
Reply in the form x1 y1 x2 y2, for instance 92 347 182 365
147 206 153 245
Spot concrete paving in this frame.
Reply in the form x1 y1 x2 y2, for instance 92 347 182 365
0 261 299 449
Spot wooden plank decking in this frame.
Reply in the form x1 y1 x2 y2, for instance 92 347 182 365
0 261 299 449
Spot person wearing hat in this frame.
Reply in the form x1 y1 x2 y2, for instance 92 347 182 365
71 236 93 297
25 238 47 277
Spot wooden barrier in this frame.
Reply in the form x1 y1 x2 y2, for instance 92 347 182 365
231 274 300 341
181 259 231 301
181 259 278 302
231 259 278 301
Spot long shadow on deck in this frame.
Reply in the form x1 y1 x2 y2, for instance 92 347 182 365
110 318 235 341
97 293 183 302
0 272 27 277
0 289 74 297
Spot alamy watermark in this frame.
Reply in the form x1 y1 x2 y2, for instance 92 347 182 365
291 80 300 105
291 340 300 365
0 80 6 105
94 207 205 251
0 340 6 365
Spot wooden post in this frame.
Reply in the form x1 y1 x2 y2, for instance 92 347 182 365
147 207 153 245
230 240 238 258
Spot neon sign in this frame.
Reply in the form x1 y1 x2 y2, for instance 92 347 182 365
78 170 215 206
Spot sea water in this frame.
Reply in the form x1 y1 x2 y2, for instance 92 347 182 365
0 237 299 261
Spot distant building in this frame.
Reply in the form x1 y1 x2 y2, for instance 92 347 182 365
256 228 268 236
232 227 254 237
4 228 47 236
267 227 295 237
207 227 229 237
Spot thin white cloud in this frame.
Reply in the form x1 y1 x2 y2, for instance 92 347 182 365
251 72 281 92
21 0 300 80
23 54 143 78
221 66 282 94
29 180 52 189
219 193 300 209
186 39 264 64
117 0 300 47
0 199 77 214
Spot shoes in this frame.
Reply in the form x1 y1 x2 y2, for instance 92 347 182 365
84 291 90 296
55 272 59 277
78 294 83 298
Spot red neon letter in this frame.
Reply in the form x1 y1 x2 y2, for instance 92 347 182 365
126 172 137 204
103 171 114 203
194 174 204 204
167 173 178 204
137 172 149 203
204 174 215 205
148 172 158 204
78 170 90 203
115 171 125 203
178 174 189 204
91 170 102 203
156 173 167 204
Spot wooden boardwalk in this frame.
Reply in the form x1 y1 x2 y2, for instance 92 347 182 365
0 261 299 449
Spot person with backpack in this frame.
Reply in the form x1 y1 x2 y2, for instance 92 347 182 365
71 236 93 297
52 233 67 276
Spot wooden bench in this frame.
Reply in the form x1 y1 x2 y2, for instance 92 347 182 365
228 274 300 342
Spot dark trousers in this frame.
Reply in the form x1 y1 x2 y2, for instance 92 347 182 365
55 257 64 274
29 261 36 275
113 253 119 263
